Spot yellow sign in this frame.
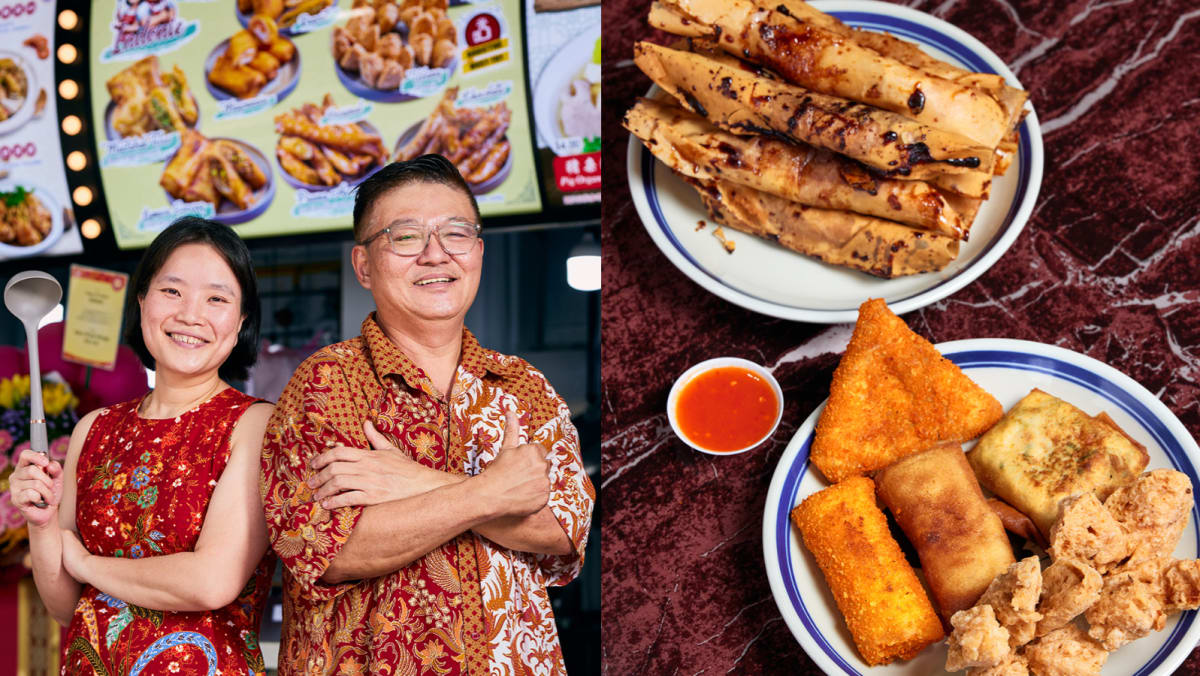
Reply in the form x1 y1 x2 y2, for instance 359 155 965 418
62 265 130 370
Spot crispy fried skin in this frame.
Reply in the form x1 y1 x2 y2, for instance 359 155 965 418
968 389 1151 539
792 477 944 665
810 299 1003 482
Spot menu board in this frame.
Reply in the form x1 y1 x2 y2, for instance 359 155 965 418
89 0 542 250
523 0 599 208
0 2 84 261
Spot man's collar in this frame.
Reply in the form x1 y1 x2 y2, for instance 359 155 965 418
361 312 522 391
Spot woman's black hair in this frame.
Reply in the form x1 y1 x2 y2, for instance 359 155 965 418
123 216 260 382
352 154 482 242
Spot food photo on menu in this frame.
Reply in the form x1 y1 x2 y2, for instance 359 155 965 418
600 0 1200 674
86 0 544 249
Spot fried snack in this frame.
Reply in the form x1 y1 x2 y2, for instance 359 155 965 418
1036 558 1102 638
1104 468 1194 562
650 0 1011 147
810 299 1003 482
758 0 1029 134
624 98 981 239
1023 624 1108 676
209 155 253 209
208 18 296 99
333 0 456 91
633 41 994 178
689 176 960 278
967 389 1151 539
208 55 267 98
106 56 196 137
391 88 512 186
875 443 1016 621
277 0 334 28
161 130 265 211
975 556 1042 648
791 477 944 665
273 96 384 186
989 498 1048 548
945 604 1011 672
1048 493 1130 574
0 187 52 247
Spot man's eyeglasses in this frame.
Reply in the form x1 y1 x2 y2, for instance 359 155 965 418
358 221 482 256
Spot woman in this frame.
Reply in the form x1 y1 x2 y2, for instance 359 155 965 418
10 217 275 675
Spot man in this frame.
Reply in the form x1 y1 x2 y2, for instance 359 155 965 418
260 155 594 675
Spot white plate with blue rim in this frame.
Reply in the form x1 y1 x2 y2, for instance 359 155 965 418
762 338 1200 675
625 0 1044 323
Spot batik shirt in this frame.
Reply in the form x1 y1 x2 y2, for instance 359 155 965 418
63 388 274 675
261 314 594 675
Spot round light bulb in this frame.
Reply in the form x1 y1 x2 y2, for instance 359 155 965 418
57 44 77 64
58 10 78 30
67 151 87 171
72 186 93 206
81 219 102 239
62 115 82 135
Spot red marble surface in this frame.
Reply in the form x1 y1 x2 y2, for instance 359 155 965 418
600 0 1200 673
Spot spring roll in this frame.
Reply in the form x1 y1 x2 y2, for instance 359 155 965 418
755 0 1029 132
160 129 208 196
651 0 1010 147
875 442 1016 622
626 97 977 239
688 176 959 278
213 140 267 190
633 42 993 177
791 477 944 665
208 155 254 209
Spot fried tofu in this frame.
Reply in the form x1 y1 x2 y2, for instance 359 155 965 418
1023 624 1108 676
791 477 944 665
967 389 1150 539
976 556 1042 648
1036 558 1102 637
810 298 1003 483
946 604 1012 672
1104 468 1193 562
1048 493 1130 574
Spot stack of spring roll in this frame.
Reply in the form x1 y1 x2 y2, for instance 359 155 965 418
622 0 1029 278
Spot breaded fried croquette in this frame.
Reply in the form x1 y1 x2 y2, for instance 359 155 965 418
791 477 944 665
810 298 1003 483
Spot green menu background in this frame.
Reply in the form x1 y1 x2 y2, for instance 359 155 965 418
89 0 541 250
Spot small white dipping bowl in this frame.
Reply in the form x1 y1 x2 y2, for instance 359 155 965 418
666 357 784 456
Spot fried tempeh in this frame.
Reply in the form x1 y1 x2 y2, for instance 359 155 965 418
876 443 1016 622
688 177 959 278
792 477 944 665
811 298 1003 482
625 97 977 239
651 0 1010 147
633 41 994 177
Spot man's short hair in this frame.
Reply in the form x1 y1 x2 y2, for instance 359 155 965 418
352 155 482 242
124 216 261 382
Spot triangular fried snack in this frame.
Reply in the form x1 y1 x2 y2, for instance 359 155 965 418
811 299 1002 483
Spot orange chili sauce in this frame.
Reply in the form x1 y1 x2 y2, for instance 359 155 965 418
675 366 778 452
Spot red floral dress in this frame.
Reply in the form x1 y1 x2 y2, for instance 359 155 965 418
62 388 275 676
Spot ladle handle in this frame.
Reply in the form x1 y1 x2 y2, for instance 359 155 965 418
24 324 48 508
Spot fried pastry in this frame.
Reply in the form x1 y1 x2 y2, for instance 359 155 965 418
810 298 1003 482
791 476 944 665
875 443 1016 621
967 389 1150 539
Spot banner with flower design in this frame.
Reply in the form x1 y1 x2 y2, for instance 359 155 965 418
0 374 80 557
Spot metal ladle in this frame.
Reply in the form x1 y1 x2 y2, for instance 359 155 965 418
4 271 62 507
